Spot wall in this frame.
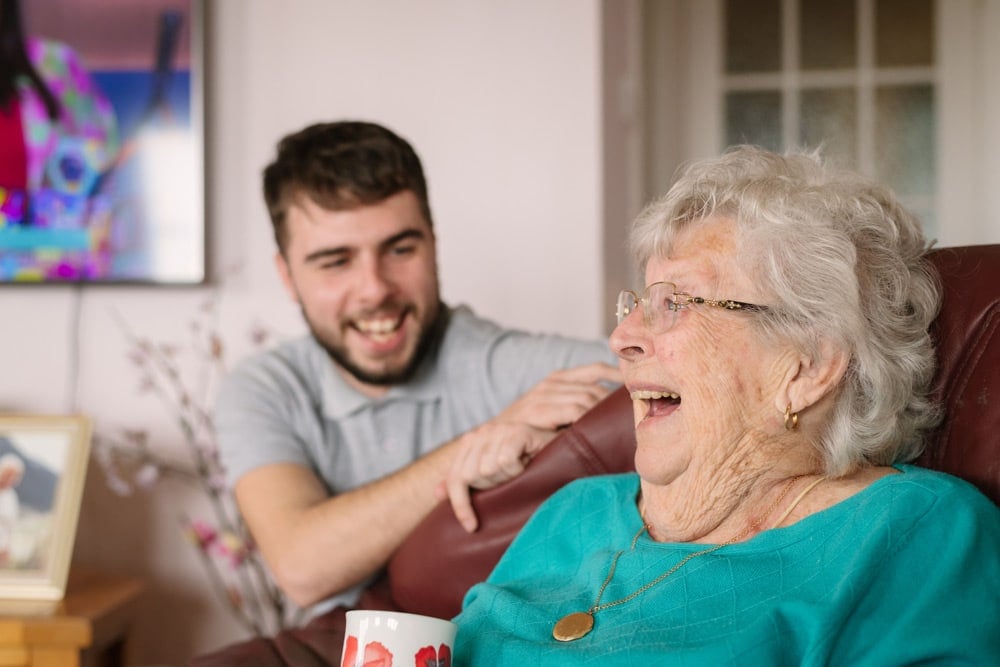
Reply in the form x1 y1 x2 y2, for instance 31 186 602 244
0 1 612 663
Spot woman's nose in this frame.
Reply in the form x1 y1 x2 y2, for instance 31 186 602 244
609 309 649 361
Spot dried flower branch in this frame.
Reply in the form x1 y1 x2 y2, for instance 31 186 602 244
94 290 300 636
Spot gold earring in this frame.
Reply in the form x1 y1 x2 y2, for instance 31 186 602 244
784 402 799 430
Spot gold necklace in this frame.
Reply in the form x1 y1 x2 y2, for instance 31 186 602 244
552 475 817 642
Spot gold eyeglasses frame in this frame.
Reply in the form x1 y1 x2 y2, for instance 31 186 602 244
616 281 769 332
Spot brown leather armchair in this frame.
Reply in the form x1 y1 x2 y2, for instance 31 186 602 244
191 244 1000 666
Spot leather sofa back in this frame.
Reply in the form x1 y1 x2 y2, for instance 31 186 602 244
915 245 1000 501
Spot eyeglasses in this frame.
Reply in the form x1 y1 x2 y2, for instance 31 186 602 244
616 282 768 333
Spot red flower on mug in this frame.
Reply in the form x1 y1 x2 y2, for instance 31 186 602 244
414 644 451 667
341 636 395 667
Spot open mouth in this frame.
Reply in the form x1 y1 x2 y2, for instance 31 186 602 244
352 310 408 345
630 389 681 419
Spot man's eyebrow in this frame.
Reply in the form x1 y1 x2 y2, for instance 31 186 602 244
303 246 350 264
302 228 428 264
379 228 426 251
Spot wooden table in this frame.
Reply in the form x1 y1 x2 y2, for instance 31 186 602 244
0 570 144 667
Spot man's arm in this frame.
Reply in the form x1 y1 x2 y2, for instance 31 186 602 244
234 361 620 608
234 435 462 608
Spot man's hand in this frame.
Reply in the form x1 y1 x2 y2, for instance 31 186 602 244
441 361 622 532
497 362 622 430
441 420 556 533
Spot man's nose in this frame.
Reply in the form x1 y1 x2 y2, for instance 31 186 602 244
355 257 394 304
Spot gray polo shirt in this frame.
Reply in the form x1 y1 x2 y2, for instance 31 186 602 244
216 303 615 496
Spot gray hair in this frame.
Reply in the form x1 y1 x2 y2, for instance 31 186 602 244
630 145 941 476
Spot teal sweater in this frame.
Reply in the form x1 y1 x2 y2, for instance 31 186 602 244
454 466 1000 665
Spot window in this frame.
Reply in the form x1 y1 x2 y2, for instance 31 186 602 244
604 0 998 329
722 0 936 230
636 0 1000 248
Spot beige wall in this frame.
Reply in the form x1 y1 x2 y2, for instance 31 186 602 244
0 1 613 663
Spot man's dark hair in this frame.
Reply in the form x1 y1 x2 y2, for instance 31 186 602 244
262 120 432 253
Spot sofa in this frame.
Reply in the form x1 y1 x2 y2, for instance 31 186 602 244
191 243 1000 666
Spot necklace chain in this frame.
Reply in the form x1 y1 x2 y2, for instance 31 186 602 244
589 474 809 614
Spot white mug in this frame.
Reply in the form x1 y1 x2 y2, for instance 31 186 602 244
341 609 458 667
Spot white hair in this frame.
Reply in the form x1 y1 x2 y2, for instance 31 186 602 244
630 145 941 476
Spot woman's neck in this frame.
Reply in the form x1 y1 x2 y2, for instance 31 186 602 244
638 464 825 544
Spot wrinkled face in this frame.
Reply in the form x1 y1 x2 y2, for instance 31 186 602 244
609 216 791 486
276 190 441 396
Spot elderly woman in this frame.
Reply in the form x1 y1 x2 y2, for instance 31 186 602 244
451 146 1000 664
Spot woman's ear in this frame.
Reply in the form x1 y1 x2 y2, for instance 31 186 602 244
776 339 850 415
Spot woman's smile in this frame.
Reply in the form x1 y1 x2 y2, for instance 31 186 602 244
630 390 681 422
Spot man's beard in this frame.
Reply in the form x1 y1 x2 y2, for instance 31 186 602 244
307 303 446 387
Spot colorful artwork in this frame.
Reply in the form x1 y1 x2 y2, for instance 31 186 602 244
0 0 203 284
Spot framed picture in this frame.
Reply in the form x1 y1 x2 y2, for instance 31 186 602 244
0 415 91 601
0 0 204 284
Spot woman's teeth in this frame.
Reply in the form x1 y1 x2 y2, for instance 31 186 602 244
630 390 680 400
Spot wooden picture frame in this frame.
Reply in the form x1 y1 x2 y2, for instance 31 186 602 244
0 415 91 601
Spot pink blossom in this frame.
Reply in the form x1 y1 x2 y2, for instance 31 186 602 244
186 519 218 550
215 530 251 567
105 470 133 496
206 472 227 492
135 463 159 488
196 439 218 458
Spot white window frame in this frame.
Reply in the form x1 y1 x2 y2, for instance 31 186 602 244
638 0 1000 247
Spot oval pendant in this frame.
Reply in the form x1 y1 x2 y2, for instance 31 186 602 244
552 611 595 642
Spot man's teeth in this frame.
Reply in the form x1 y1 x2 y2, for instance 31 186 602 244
630 390 680 400
356 318 400 335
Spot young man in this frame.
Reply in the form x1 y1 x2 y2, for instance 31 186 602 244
215 121 620 613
